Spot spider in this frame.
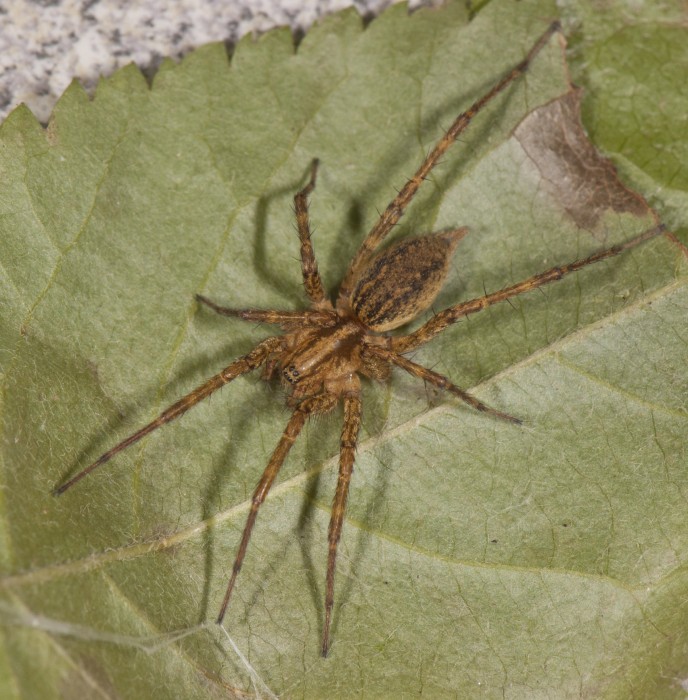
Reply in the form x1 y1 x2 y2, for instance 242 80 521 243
55 20 664 657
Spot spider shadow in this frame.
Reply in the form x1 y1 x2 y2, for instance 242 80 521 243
220 408 343 638
251 165 370 306
322 198 366 300
252 168 316 306
293 387 392 646
427 70 527 190
329 439 393 647
59 296 277 627
198 388 392 644
248 72 512 307
58 319 257 491
333 72 527 270
195 354 285 625
60 398 145 490
292 411 339 629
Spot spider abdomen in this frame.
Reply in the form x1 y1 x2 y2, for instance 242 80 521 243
350 228 467 332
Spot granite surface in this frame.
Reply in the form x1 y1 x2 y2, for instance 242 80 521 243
0 0 434 124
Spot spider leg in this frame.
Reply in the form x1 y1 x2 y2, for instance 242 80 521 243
322 391 362 657
195 294 336 328
337 21 561 304
216 391 338 625
368 347 519 423
392 223 666 353
294 158 331 309
53 336 284 495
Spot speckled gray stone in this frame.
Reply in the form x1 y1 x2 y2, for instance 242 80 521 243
0 0 436 124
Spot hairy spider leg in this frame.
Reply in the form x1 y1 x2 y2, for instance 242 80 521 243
195 159 334 327
216 392 338 623
337 20 562 304
53 336 285 495
195 295 337 328
370 350 520 424
294 159 331 308
392 224 666 354
322 391 362 657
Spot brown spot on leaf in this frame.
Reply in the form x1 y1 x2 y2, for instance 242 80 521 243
514 89 649 233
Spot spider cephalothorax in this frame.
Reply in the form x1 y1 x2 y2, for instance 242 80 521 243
55 21 665 656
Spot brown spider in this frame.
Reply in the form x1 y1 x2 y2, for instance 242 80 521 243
55 20 664 657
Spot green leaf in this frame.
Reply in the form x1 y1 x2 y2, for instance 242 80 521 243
562 0 688 243
1 0 686 697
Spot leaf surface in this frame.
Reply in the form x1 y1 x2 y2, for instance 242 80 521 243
1 0 686 697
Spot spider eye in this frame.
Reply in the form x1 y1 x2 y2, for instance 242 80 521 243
282 364 300 384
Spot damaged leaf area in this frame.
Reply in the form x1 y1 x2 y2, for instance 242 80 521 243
513 89 648 232
0 0 686 698
570 17 688 242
